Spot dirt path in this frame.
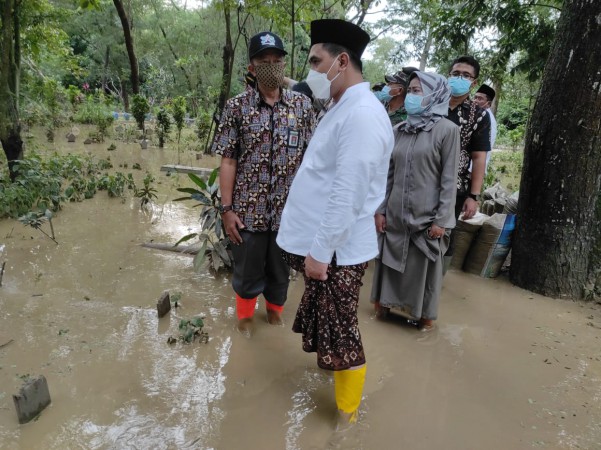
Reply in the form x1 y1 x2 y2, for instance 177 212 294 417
0 136 600 449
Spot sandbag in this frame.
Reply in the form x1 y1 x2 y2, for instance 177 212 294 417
450 212 489 270
503 191 519 214
463 213 516 278
483 183 510 201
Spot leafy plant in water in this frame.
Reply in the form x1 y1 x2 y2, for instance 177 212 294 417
134 172 158 209
172 317 208 344
97 172 135 198
173 168 232 272
155 107 171 148
18 210 58 244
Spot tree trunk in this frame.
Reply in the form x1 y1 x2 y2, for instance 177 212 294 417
113 0 140 94
490 75 502 117
0 0 23 181
102 45 110 92
217 2 234 114
510 0 601 300
418 27 432 71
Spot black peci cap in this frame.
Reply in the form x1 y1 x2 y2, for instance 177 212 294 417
476 83 496 101
310 19 370 58
248 32 287 60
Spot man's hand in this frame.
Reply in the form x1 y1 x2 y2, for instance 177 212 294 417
427 224 445 239
375 213 387 233
462 197 479 220
305 253 328 281
222 211 245 244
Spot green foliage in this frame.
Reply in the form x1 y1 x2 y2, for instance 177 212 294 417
134 172 158 209
132 94 150 132
195 109 212 143
484 150 524 192
73 95 115 141
155 107 172 148
0 153 138 219
18 210 57 244
173 168 232 273
174 317 208 344
97 172 135 198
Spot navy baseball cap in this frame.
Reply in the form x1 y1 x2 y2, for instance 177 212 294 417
248 32 287 59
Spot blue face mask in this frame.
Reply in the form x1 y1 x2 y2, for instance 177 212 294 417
375 85 392 103
448 76 472 96
404 93 425 115
404 87 445 116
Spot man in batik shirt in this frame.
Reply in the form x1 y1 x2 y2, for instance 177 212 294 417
212 31 315 337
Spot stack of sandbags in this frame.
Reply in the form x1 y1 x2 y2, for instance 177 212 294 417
503 191 519 214
450 212 489 270
463 213 516 278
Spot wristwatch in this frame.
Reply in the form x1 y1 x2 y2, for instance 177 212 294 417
218 204 233 214
467 192 481 202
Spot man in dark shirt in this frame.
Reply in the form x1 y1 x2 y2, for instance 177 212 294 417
212 32 315 336
445 55 491 268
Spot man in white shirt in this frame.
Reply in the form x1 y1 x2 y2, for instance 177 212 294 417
474 83 498 170
277 19 394 429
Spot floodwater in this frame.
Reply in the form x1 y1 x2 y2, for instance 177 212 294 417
1 132 601 449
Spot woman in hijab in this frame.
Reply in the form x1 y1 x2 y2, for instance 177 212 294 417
371 71 460 331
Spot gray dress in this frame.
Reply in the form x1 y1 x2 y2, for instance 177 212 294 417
371 118 460 320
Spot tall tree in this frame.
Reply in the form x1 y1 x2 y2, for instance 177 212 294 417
0 0 22 181
510 0 601 300
113 0 139 94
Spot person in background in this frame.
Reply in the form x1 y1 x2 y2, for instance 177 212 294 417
473 83 497 171
371 72 459 331
372 82 385 92
212 31 315 337
374 67 418 126
444 55 491 271
277 19 394 428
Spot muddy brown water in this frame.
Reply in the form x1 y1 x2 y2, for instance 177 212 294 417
1 131 601 449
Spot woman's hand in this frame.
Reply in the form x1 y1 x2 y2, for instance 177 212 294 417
427 224 445 239
375 213 387 233
222 211 245 245
305 254 328 281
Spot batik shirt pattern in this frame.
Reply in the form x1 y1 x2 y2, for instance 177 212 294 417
212 88 315 231
447 99 491 193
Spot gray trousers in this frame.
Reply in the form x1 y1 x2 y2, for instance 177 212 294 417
230 230 289 306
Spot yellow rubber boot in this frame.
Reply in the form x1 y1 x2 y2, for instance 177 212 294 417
334 365 366 427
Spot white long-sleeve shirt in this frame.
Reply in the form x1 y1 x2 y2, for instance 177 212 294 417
277 82 394 265
486 109 497 168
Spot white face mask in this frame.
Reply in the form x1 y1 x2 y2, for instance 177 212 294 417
305 57 341 101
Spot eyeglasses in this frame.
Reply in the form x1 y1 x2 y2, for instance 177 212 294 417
449 71 475 81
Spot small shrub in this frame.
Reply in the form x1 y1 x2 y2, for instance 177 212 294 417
132 94 150 132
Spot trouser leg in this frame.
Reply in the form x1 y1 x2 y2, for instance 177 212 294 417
263 231 290 309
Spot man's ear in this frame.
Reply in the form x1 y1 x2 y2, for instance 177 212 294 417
338 53 349 71
248 63 256 76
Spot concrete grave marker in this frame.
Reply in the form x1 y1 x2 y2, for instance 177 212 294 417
157 291 171 318
13 375 51 424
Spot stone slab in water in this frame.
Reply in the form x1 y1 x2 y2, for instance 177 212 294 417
160 165 214 177
157 291 171 318
13 375 51 424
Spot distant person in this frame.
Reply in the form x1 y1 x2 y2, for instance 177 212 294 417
372 82 385 92
292 81 330 121
473 83 497 170
277 19 394 428
444 55 491 270
374 67 418 126
371 72 459 331
211 32 316 337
